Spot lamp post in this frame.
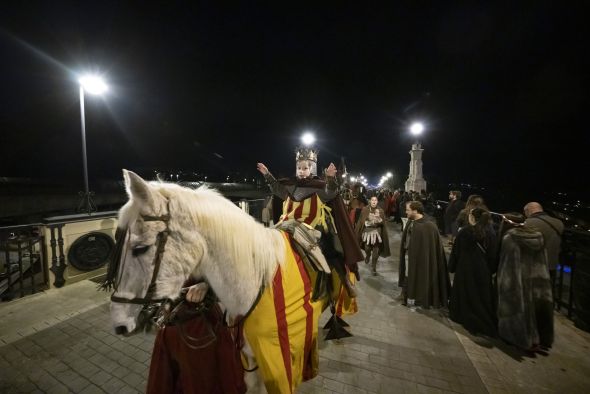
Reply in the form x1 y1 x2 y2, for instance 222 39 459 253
405 121 427 192
410 122 424 143
301 131 315 146
298 130 318 176
77 75 108 214
378 172 394 189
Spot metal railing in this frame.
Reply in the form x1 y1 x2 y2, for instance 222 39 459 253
234 198 267 224
0 224 48 300
557 229 590 331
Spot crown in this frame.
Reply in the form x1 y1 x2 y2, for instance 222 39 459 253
295 147 318 162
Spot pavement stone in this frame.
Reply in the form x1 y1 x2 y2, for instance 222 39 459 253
1 222 590 393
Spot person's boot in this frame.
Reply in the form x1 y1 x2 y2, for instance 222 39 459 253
395 288 406 303
342 273 357 298
371 247 379 275
364 247 371 265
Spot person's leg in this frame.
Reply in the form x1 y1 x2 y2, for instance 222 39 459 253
370 245 379 275
444 219 451 237
364 244 371 264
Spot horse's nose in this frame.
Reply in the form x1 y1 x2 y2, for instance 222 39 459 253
115 326 128 335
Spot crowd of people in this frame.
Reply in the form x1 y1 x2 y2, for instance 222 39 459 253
396 190 562 353
342 183 563 353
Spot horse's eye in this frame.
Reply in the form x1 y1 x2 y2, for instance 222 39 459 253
132 245 150 257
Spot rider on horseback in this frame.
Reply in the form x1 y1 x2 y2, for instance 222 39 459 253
256 147 363 299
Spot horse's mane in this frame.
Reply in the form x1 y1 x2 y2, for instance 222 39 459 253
147 182 285 290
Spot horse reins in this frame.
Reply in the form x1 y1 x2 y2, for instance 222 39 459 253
110 201 171 306
106 199 266 363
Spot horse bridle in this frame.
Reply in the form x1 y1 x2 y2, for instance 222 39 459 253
104 199 264 350
109 201 171 307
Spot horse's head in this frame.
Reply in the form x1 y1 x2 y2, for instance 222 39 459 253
108 170 207 335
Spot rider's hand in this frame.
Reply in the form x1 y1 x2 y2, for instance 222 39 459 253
325 163 337 177
183 282 209 303
257 163 269 175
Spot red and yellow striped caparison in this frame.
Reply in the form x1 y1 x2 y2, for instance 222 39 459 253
243 232 323 394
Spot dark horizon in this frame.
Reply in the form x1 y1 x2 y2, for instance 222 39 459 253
1 2 587 194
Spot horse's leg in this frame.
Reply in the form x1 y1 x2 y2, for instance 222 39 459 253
242 339 267 394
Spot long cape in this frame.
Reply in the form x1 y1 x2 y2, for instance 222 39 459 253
399 217 450 308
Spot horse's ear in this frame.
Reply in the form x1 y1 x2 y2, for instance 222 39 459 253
123 169 154 206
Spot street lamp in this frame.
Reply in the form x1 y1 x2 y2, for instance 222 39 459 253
77 75 108 214
410 122 424 136
301 131 316 146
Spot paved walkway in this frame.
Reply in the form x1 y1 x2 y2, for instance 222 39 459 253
1 223 590 393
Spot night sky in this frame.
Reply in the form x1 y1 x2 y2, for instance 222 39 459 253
0 2 587 194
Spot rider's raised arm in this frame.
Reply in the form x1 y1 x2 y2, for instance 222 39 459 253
318 163 339 201
257 163 288 200
264 172 288 200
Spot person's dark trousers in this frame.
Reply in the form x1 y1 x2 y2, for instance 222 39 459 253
364 244 379 275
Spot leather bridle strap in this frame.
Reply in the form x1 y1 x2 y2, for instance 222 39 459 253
143 229 169 301
110 201 171 305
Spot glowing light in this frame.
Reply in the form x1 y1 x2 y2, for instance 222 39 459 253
410 122 424 136
386 172 393 178
301 131 316 146
78 75 108 95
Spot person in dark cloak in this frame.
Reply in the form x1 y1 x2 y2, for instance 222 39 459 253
455 194 488 231
444 190 465 240
399 200 450 309
256 147 363 298
355 196 391 275
347 182 368 227
524 201 564 297
496 213 554 351
448 207 498 337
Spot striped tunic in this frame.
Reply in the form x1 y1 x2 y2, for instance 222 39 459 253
277 193 334 233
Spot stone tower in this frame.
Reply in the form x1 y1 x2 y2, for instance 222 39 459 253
405 143 427 192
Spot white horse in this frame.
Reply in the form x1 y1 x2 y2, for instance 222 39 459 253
109 170 325 393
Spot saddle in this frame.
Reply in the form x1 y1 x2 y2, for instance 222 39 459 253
276 220 331 274
276 220 332 302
